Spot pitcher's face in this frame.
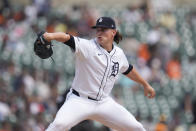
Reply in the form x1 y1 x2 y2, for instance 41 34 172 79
96 28 116 45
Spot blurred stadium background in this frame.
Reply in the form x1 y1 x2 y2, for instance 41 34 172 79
0 0 196 131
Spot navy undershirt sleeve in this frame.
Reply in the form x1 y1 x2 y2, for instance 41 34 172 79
63 35 75 51
123 64 133 75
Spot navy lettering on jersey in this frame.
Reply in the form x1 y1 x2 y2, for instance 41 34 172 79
110 61 119 77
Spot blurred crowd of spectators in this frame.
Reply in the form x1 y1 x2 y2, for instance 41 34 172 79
0 0 196 131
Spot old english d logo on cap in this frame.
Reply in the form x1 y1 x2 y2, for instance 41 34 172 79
98 18 103 23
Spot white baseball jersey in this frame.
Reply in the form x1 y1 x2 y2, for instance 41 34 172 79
71 36 132 100
46 36 146 131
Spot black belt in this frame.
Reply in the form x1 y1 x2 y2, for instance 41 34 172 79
72 89 98 101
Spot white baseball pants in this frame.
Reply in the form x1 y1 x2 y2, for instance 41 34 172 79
46 93 146 131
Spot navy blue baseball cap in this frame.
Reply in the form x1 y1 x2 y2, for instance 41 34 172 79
92 17 116 29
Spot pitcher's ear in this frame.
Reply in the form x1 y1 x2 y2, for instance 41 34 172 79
112 30 117 37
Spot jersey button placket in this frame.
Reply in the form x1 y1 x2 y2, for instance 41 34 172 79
98 54 111 100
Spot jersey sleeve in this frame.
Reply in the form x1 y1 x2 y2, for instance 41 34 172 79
64 35 91 59
120 50 133 74
64 35 75 51
73 36 91 58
